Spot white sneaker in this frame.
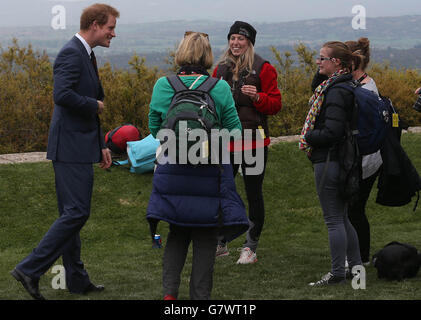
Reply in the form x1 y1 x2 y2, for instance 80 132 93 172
236 247 257 264
216 244 229 257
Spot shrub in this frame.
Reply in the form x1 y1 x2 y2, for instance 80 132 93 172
0 41 161 154
100 55 161 139
269 44 318 136
1 40 420 154
0 39 53 154
269 44 421 136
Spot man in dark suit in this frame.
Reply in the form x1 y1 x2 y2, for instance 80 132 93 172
11 3 119 300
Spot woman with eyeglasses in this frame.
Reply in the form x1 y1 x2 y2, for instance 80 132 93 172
300 41 362 286
212 21 282 264
312 38 380 267
147 31 248 300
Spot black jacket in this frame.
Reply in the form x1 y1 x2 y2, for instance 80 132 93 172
376 127 421 208
310 70 421 208
305 73 354 164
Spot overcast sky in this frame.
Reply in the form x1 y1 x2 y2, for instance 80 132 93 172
1 0 421 27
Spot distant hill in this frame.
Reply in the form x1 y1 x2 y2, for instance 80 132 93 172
2 15 421 70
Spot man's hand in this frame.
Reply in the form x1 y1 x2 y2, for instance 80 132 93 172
97 100 105 114
99 148 112 169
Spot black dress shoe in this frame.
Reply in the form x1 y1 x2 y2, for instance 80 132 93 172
11 268 46 300
83 283 105 294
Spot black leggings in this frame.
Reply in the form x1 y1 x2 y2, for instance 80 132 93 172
230 147 268 251
347 170 379 263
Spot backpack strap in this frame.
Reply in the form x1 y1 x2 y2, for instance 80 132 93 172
330 81 360 135
106 125 123 154
195 76 219 93
167 74 219 94
166 75 189 93
108 125 123 140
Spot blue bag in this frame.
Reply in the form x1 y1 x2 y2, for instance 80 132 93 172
334 81 391 155
115 134 160 174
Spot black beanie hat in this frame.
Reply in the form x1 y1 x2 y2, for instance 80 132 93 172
227 21 257 46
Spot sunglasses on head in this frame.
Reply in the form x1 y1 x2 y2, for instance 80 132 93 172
184 31 209 39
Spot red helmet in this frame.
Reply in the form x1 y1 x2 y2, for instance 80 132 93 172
105 124 141 154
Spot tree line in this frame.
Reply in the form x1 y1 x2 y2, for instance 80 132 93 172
1 39 421 154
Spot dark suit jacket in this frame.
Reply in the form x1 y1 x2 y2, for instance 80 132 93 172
47 36 105 163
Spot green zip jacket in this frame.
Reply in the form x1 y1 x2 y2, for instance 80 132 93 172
148 75 242 137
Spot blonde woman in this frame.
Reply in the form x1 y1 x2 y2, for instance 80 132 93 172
212 21 282 264
147 32 248 300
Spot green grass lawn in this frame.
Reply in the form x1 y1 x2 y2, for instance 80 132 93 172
1 133 421 300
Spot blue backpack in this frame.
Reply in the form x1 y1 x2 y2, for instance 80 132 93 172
334 81 391 155
114 134 160 174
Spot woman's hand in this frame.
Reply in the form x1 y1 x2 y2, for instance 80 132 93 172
241 85 259 102
415 87 421 95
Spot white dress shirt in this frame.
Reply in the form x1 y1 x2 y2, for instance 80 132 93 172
75 33 92 56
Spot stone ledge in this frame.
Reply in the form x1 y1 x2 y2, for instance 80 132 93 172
1 127 420 164
0 152 50 164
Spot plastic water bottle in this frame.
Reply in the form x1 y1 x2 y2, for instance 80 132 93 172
152 234 162 249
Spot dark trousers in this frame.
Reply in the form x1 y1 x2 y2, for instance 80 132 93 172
17 161 93 293
231 147 268 252
163 225 218 300
314 161 362 278
348 170 379 263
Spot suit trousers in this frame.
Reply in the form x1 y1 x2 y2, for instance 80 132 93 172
17 161 93 293
163 224 218 300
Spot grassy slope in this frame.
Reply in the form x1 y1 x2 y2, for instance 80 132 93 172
1 133 421 300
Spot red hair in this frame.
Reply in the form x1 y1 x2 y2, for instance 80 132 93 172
80 3 120 30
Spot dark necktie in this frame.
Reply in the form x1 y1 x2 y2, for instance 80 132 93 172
90 51 99 78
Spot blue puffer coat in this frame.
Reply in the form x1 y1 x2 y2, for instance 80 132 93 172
147 163 249 242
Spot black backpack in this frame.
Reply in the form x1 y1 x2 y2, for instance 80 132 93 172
337 121 362 204
160 75 221 164
373 241 421 281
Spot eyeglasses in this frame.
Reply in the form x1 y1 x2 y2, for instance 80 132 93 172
316 56 335 62
184 31 209 39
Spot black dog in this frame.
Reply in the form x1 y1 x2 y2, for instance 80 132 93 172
373 241 421 281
